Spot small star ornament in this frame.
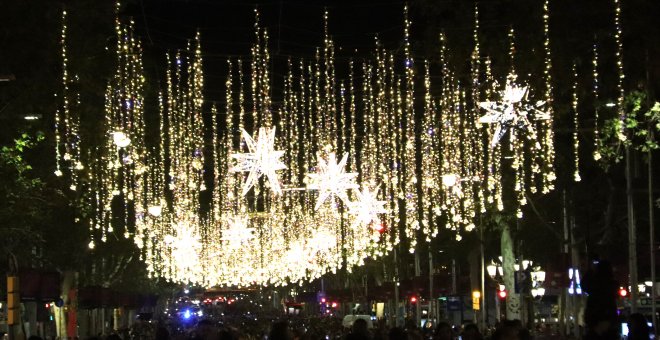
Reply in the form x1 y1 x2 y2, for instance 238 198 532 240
348 185 387 228
164 222 202 271
231 127 286 196
221 215 255 249
306 150 358 210
478 73 550 148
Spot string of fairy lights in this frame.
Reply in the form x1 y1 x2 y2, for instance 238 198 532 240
593 42 601 161
572 63 581 182
52 1 628 287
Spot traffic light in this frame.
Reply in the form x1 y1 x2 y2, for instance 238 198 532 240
472 291 481 310
619 287 628 298
410 296 417 303
498 289 507 300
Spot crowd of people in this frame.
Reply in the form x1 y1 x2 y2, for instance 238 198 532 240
101 314 651 339
16 311 653 340
14 259 656 339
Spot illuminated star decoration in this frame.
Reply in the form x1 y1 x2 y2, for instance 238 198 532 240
348 185 387 228
231 127 286 196
221 215 255 249
478 73 550 148
306 151 359 210
164 222 202 272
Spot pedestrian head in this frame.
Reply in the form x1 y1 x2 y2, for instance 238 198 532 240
462 323 482 340
433 322 452 340
270 320 293 340
352 318 370 337
628 313 650 340
388 327 407 340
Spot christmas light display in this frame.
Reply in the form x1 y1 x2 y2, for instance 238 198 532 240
478 74 550 148
56 2 577 287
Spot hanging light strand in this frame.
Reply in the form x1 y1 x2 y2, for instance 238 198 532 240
572 63 581 182
592 41 601 161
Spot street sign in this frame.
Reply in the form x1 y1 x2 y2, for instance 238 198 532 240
447 296 462 312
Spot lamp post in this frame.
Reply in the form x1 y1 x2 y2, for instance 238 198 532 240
530 266 546 329
488 258 546 328
487 261 504 321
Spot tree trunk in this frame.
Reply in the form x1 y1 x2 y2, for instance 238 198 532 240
501 224 521 320
55 270 75 339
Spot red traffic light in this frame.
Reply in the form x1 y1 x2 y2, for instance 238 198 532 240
619 288 628 298
410 296 417 303
498 290 507 299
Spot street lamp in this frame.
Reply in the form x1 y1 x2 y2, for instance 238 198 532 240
487 263 497 278
487 261 503 279
638 284 647 294
531 288 546 299
531 268 546 283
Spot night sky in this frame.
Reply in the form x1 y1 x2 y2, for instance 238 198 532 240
120 0 660 105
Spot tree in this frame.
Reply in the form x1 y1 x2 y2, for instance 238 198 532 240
597 91 660 164
0 133 50 266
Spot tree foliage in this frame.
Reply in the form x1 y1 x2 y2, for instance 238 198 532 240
597 91 660 168
0 133 48 261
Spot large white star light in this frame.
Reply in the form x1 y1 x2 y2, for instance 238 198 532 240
164 222 202 273
221 215 255 249
348 185 387 228
478 73 550 148
306 151 358 210
231 127 286 196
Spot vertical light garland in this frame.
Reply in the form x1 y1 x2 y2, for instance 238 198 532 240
572 63 581 182
402 3 418 251
348 60 357 172
387 52 400 247
471 1 486 215
322 10 337 148
483 57 504 211
55 8 84 189
541 0 556 193
507 27 526 218
54 9 67 178
251 8 260 128
420 60 435 241
438 32 466 240
592 42 601 160
613 0 625 119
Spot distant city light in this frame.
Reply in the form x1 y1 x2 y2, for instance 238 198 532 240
24 114 42 120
